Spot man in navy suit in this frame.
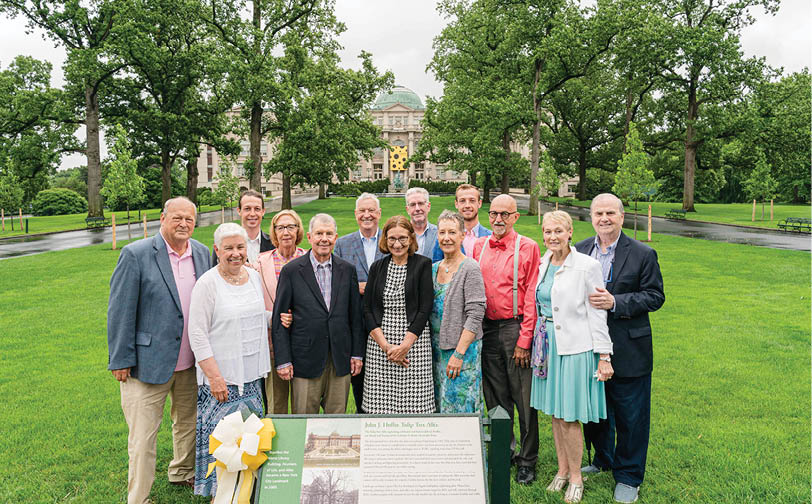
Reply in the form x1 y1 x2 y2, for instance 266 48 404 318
272 213 365 414
108 197 211 504
333 193 385 412
576 193 665 504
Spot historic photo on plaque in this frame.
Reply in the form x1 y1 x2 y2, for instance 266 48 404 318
303 418 361 468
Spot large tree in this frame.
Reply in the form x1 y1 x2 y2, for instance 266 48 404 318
0 0 126 217
0 55 78 202
652 0 779 211
202 0 342 192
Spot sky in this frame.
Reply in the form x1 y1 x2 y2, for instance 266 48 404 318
0 0 808 170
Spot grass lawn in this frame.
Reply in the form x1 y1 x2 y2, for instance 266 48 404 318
547 197 811 229
0 203 236 239
1 196 809 503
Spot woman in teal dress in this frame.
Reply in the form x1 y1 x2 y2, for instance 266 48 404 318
530 210 614 504
430 210 487 413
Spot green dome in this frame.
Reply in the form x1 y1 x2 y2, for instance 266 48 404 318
372 86 424 110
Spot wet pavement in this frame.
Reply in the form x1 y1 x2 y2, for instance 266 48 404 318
526 199 810 252
0 193 319 260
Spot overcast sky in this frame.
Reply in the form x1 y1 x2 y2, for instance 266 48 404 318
0 0 808 170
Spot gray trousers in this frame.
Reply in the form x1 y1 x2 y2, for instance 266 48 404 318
482 317 539 468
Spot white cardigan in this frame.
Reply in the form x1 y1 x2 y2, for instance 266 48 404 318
535 248 612 356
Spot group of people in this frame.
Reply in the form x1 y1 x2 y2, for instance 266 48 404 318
107 185 664 504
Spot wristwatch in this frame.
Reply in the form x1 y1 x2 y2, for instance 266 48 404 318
599 355 611 363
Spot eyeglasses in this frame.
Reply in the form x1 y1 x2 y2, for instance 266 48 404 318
275 224 298 232
488 211 517 220
386 236 410 245
407 201 428 208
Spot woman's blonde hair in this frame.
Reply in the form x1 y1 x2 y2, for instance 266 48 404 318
269 209 304 246
542 210 573 232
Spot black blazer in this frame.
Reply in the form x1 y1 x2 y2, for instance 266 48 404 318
575 232 665 378
364 254 433 338
271 251 364 379
211 230 274 266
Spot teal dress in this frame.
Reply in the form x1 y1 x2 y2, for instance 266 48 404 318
430 262 483 414
530 264 607 423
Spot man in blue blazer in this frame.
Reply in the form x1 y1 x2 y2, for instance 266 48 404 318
405 187 438 258
575 193 665 504
272 213 365 414
333 193 386 412
107 197 211 504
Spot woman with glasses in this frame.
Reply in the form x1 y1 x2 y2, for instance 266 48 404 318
531 210 613 503
253 209 305 414
362 215 434 413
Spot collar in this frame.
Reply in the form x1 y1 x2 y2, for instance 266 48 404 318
358 230 378 242
160 231 191 258
309 251 332 269
594 233 620 254
246 231 262 245
489 229 516 246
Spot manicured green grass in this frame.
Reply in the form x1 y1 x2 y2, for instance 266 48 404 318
0 203 235 239
547 197 811 229
1 196 809 503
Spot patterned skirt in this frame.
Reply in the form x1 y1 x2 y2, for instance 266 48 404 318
431 339 483 414
194 379 264 496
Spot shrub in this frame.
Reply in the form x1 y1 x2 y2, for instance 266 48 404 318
197 187 213 206
328 179 390 196
31 188 88 216
408 179 459 194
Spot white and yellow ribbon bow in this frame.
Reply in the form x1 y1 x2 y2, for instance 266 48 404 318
205 411 276 504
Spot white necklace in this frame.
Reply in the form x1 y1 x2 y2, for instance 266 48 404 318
219 265 244 285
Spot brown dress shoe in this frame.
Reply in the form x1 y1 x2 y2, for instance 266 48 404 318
169 477 194 488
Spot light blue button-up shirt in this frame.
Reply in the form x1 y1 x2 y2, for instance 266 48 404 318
359 230 378 270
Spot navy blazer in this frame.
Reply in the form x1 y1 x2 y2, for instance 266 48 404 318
212 230 274 266
334 229 386 283
272 252 365 379
364 254 433 338
575 232 665 378
107 233 211 384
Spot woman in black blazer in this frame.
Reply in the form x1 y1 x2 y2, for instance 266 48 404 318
363 215 434 413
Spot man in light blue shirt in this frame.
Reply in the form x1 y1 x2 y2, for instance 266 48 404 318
405 187 437 258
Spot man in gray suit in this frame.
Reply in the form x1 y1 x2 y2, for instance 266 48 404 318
107 197 211 504
334 193 386 412
405 187 437 258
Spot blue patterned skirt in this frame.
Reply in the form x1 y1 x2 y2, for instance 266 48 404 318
530 320 607 424
194 378 264 496
431 339 483 414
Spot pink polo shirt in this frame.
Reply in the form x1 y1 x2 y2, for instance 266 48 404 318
163 233 197 371
472 230 541 349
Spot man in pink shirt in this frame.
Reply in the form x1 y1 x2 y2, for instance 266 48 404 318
472 194 541 485
108 197 211 504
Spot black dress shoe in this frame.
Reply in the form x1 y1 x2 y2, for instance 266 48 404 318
515 466 536 485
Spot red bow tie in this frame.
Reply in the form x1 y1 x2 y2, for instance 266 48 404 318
488 239 507 251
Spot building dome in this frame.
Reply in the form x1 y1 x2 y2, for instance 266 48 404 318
372 86 424 110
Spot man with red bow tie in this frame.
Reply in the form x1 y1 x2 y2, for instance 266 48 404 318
472 194 541 485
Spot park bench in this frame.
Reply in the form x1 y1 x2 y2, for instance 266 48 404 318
777 217 811 233
85 216 110 229
665 208 687 220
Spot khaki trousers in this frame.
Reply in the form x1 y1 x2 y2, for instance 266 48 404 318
266 354 294 414
120 368 197 504
291 354 350 414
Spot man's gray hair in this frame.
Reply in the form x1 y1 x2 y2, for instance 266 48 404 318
437 209 464 233
405 186 430 203
213 222 248 248
355 192 380 210
309 213 338 233
163 196 197 215
590 193 624 214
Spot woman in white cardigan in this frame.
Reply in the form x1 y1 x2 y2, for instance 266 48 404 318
188 223 271 497
530 211 613 504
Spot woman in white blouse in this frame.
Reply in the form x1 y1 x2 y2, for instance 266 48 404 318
189 222 271 498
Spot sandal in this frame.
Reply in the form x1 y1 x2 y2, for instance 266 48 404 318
564 482 584 503
546 473 569 492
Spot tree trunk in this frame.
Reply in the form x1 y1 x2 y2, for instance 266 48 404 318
682 85 699 212
85 85 103 217
633 200 638 240
501 131 511 195
161 150 172 206
578 141 588 200
469 170 477 187
623 88 634 154
126 202 131 240
281 172 292 210
483 171 491 203
318 183 326 199
250 102 263 191
186 156 198 204
528 58 542 216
